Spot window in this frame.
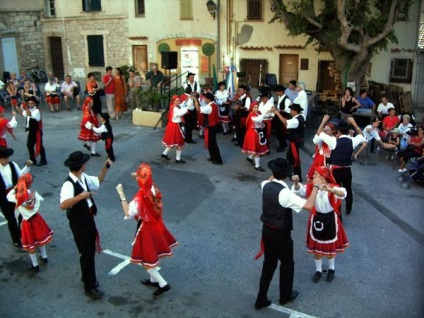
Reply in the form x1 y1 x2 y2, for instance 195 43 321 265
247 0 262 20
180 0 193 20
135 0 145 17
45 0 56 17
83 0 102 12
87 35 105 67
390 59 413 83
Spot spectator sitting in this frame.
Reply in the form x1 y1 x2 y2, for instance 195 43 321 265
357 89 376 113
379 107 399 141
376 95 395 118
397 126 424 172
23 78 38 101
353 118 382 160
398 114 413 150
380 128 400 160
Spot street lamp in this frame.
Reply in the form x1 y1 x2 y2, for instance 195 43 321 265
206 0 217 20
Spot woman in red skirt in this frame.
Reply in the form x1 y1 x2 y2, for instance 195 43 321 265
161 95 188 163
7 173 53 272
242 104 270 171
292 166 349 283
78 97 101 156
116 163 178 296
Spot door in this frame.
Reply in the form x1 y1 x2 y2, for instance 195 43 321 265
279 54 298 85
1 37 19 75
239 59 268 88
180 47 199 85
317 60 336 92
49 37 64 80
132 45 148 72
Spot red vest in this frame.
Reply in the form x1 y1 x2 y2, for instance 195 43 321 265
208 103 219 127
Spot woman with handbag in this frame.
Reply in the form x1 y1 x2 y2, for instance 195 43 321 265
292 166 349 283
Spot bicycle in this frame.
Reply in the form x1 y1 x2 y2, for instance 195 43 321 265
26 66 48 83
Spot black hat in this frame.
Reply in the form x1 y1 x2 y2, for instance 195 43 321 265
218 81 226 87
203 92 215 101
187 72 196 77
274 85 285 92
289 103 303 112
100 113 110 121
337 120 349 129
259 92 269 99
27 96 38 104
64 151 90 168
238 84 248 90
0 146 14 158
267 158 293 176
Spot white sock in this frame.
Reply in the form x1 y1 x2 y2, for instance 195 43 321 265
255 157 260 168
199 127 204 136
29 253 38 267
40 246 47 258
328 258 335 270
315 258 322 272
163 148 170 156
221 123 227 132
91 142 97 154
249 154 254 159
176 150 182 160
147 268 167 288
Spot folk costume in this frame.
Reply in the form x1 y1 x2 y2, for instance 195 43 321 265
273 86 291 152
93 113 115 162
182 74 200 143
258 94 274 149
78 97 101 156
23 97 47 166
0 106 17 147
292 166 349 282
215 82 230 134
242 110 269 158
116 163 177 296
286 105 305 181
7 173 53 271
234 85 252 146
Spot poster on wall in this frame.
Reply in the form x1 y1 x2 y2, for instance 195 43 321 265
181 47 199 85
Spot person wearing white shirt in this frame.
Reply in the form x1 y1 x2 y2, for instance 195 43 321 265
45 77 60 112
61 75 80 111
273 85 291 152
23 97 47 166
0 146 32 248
215 81 231 134
0 107 17 147
293 83 308 121
258 93 274 150
376 95 395 117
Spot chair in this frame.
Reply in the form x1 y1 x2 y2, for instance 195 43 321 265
376 146 399 169
264 74 277 88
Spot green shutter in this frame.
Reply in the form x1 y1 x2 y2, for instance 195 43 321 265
87 35 105 67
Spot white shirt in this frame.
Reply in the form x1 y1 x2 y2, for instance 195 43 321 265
215 90 229 105
1 116 17 139
171 106 188 123
238 94 251 111
292 183 346 213
7 189 43 220
183 81 201 94
198 102 213 115
60 81 78 94
261 179 306 213
363 125 381 142
377 102 394 115
0 162 30 189
258 100 274 120
23 106 41 129
44 82 59 94
286 114 303 129
92 123 107 135
294 90 308 121
60 172 100 208
277 94 291 113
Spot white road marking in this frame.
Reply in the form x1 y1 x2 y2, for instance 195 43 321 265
103 249 132 276
269 303 318 318
103 249 131 260
0 221 7 227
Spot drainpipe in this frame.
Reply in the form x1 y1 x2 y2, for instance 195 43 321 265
217 0 220 70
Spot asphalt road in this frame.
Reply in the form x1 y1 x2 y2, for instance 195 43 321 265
0 105 423 318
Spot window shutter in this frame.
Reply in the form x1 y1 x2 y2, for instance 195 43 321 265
87 35 105 67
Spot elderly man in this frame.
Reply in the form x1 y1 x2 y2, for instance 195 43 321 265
61 75 81 111
145 64 165 89
293 82 308 121
376 95 395 118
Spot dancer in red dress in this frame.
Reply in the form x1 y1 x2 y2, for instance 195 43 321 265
242 104 270 171
161 95 188 163
78 97 101 157
116 163 177 296
7 173 53 272
0 106 17 147
292 166 349 283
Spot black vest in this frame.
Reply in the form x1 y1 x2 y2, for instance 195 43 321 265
185 82 197 94
278 95 289 111
287 115 305 142
65 175 98 225
330 137 353 166
0 162 18 205
261 182 293 230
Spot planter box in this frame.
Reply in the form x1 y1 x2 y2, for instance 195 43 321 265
132 109 165 128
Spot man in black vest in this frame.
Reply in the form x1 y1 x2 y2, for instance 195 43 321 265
255 158 318 309
329 120 364 215
60 151 112 299
0 146 32 249
273 85 291 152
183 72 201 144
24 96 47 166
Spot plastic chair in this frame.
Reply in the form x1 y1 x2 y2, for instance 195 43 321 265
264 74 277 88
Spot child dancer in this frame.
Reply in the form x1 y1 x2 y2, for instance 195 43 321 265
7 173 53 272
93 113 115 161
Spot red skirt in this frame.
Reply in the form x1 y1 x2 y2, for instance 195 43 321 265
78 126 101 142
162 122 185 148
46 96 60 104
306 211 349 257
242 128 269 155
131 221 178 267
21 213 53 253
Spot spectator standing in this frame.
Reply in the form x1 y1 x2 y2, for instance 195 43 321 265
128 69 141 112
284 80 298 103
86 73 102 116
102 66 116 119
114 67 127 120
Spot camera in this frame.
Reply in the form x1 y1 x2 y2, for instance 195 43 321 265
406 128 418 136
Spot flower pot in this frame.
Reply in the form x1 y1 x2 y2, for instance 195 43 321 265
132 109 165 128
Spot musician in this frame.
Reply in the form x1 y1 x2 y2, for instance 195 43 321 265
233 85 251 147
215 81 230 135
273 85 291 152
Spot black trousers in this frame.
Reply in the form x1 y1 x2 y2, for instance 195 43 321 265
70 220 97 291
27 130 47 164
184 110 197 142
272 116 287 149
257 226 294 303
234 114 247 146
332 167 353 212
0 200 21 245
207 125 222 163
287 140 302 181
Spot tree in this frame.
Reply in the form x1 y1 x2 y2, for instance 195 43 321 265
269 0 413 92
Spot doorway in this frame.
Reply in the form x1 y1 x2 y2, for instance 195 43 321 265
239 59 268 88
279 54 298 86
317 60 336 92
132 45 148 73
1 37 19 75
49 37 64 80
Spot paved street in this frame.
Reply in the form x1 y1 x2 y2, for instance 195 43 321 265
0 105 423 318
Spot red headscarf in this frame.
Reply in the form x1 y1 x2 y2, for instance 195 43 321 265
15 173 33 208
167 95 180 122
314 166 337 185
134 163 163 216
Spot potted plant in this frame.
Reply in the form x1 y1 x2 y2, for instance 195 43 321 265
132 87 166 127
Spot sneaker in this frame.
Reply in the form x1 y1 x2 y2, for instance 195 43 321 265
390 155 395 160
384 154 389 160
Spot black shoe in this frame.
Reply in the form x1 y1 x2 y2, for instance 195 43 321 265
91 153 101 157
83 144 91 151
36 161 47 167
161 154 170 160
312 271 322 283
246 157 254 165
153 284 171 296
346 208 351 215
230 137 237 142
14 242 25 253
185 140 197 144
254 298 271 310
39 256 48 264
326 269 335 282
211 161 223 165
28 265 40 272
199 135 205 139
175 159 186 164
81 277 99 288
276 147 285 153
141 279 159 287
255 166 265 172
279 290 299 306
223 132 228 135
84 288 104 299
207 158 212 161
